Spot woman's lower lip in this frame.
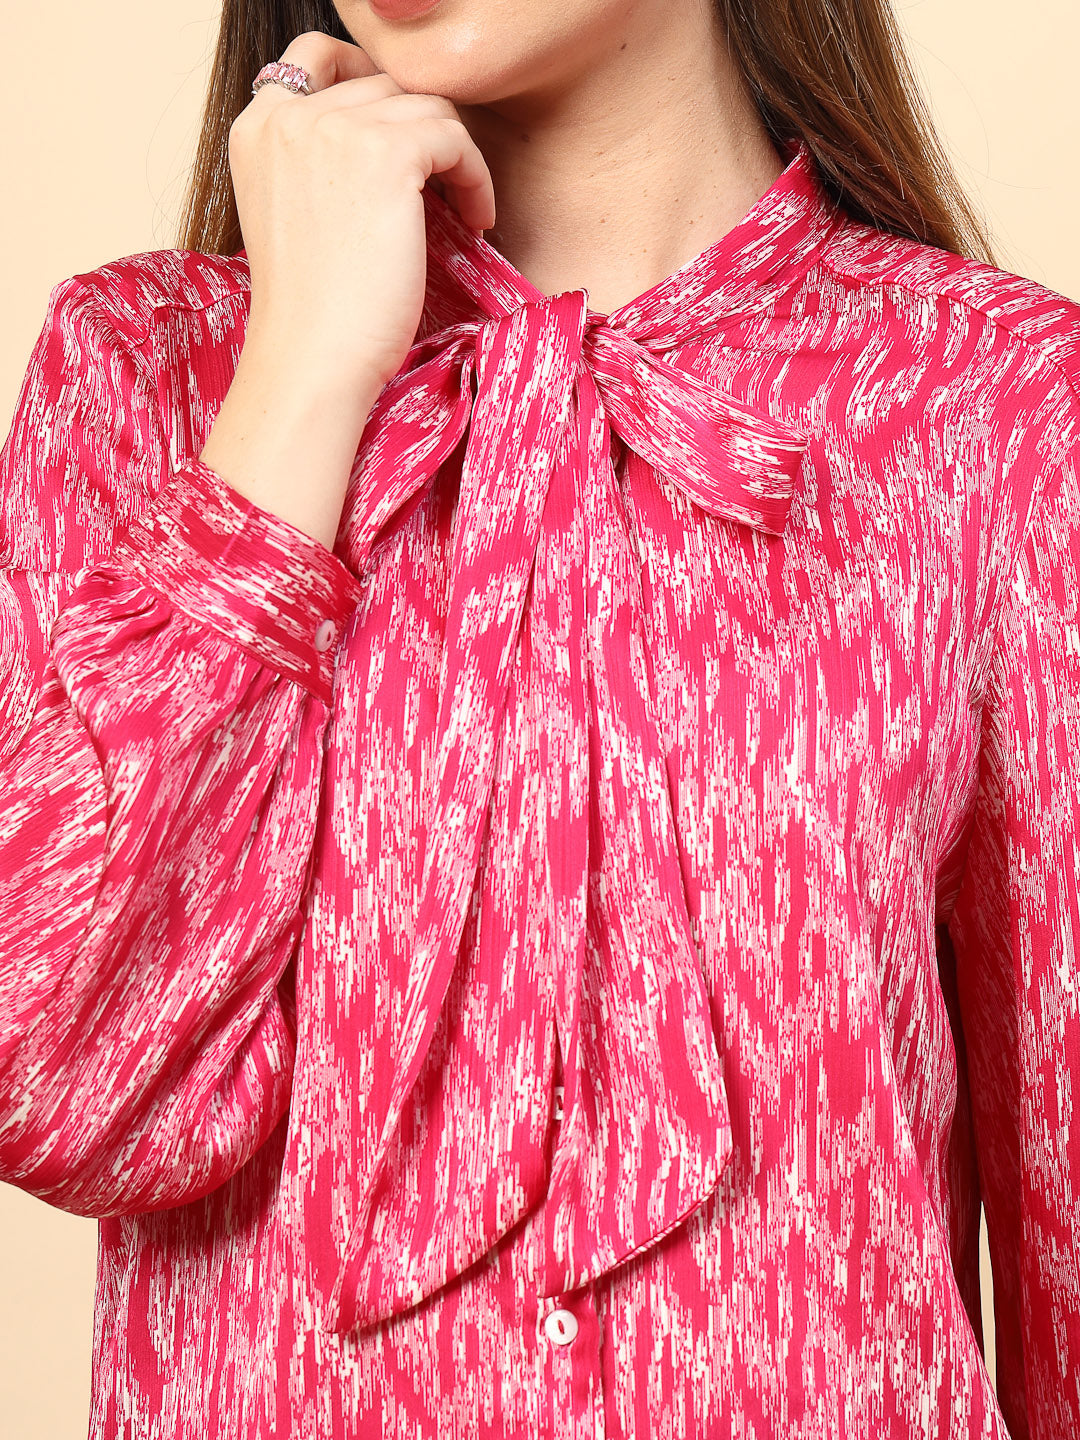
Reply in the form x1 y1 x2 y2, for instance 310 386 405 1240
369 0 441 19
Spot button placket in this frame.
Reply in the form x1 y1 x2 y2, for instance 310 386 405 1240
538 1292 605 1440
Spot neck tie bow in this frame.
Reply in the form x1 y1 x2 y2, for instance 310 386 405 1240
325 164 811 1336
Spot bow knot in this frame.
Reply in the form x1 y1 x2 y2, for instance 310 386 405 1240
324 180 809 1335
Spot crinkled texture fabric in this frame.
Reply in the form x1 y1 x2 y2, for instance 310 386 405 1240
1 136 1080 1438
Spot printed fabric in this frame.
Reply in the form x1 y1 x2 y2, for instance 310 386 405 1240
1 136 1080 1438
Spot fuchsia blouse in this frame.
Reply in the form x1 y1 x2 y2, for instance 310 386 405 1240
1 135 1080 1439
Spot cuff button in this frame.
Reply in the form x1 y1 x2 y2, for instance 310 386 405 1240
314 618 337 653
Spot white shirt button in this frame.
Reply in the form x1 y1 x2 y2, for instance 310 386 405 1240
543 1308 579 1346
313 618 337 652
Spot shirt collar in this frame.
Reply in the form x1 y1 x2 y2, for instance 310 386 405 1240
416 133 846 346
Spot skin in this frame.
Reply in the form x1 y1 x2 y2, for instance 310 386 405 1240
199 0 784 549
337 0 784 316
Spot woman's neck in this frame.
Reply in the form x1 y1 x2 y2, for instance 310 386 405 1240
455 3 783 315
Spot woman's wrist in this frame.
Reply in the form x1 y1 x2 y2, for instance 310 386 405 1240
197 342 384 551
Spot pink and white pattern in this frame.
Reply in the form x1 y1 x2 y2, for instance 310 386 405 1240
1 135 1079 1438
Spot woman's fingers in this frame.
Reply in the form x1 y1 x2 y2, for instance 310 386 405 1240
274 30 386 91
246 47 495 233
399 114 497 232
227 22 497 417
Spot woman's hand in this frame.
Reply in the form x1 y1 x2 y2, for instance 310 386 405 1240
229 29 497 401
198 30 496 550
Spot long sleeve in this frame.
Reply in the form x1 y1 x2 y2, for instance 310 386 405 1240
947 434 1080 1440
0 274 363 1217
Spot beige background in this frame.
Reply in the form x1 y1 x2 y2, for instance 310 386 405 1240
1 1 1076 1433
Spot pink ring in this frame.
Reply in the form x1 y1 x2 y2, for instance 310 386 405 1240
252 61 313 98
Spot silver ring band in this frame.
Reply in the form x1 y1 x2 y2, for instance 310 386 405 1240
252 61 313 99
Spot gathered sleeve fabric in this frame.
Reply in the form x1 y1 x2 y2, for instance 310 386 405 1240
947 430 1080 1440
0 274 363 1217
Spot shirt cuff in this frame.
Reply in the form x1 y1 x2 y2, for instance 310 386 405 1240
108 456 365 704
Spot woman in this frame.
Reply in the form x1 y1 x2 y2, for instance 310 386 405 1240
0 0 1077 1435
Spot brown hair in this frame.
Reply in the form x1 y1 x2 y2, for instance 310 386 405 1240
177 0 998 266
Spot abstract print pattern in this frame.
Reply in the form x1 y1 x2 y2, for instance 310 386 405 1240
1 136 1079 1438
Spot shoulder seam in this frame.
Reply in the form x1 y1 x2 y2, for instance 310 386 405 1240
67 250 249 352
817 244 1080 415
52 274 159 379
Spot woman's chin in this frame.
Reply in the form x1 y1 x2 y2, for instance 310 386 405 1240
343 1 582 108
